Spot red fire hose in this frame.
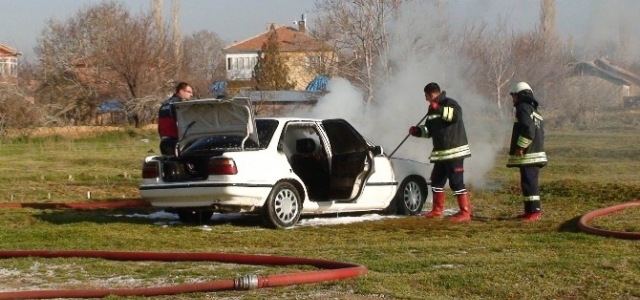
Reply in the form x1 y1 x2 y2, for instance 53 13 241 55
0 201 368 299
0 198 151 210
578 200 640 240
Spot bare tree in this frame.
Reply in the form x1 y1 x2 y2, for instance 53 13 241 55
172 0 181 66
512 0 564 87
180 30 226 98
154 0 163 39
540 0 557 43
459 18 516 114
314 0 402 105
34 1 177 125
0 82 43 137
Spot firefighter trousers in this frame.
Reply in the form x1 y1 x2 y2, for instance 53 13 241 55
519 166 540 198
430 158 466 194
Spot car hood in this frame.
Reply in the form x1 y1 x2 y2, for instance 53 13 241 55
173 97 259 147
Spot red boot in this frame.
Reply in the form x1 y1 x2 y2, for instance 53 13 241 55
422 192 444 218
519 201 541 222
520 212 541 222
450 193 471 222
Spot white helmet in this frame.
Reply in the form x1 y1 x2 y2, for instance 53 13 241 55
509 82 532 94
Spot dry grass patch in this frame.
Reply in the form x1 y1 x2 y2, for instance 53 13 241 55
4 126 126 139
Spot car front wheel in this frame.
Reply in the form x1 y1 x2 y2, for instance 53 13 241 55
393 177 427 215
262 182 302 229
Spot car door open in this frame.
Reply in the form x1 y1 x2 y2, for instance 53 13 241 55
321 119 375 201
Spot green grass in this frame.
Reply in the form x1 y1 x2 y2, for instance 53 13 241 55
0 127 639 299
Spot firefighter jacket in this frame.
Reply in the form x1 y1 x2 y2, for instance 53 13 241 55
415 91 471 162
157 94 181 139
507 92 547 167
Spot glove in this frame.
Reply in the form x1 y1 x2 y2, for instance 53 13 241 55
409 126 421 137
429 101 440 110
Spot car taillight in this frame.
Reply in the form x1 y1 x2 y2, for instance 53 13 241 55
142 161 160 178
208 157 238 175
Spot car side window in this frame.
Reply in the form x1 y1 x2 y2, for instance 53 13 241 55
280 123 326 158
322 120 366 155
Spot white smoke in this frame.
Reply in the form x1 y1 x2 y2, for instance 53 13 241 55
294 1 511 190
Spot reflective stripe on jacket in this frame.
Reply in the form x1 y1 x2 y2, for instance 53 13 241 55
507 94 547 167
416 91 471 162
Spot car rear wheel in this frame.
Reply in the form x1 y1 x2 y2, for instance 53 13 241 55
177 209 214 225
262 182 302 229
388 176 427 215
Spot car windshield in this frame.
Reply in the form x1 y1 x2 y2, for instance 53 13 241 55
181 119 279 155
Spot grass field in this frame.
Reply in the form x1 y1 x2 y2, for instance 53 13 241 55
0 126 639 300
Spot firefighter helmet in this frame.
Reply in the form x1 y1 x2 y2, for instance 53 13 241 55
509 82 532 94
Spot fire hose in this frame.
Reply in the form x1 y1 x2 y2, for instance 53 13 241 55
578 200 640 240
0 200 368 299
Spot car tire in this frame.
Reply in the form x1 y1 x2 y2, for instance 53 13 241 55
389 176 428 215
262 181 302 229
177 209 214 225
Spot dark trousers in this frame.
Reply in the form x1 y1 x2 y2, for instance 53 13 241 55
519 166 540 197
520 166 541 213
430 158 466 194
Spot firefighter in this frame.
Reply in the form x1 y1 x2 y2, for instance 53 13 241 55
409 82 472 222
157 82 193 155
507 82 547 222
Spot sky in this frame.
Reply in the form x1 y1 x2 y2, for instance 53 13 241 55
2 0 639 60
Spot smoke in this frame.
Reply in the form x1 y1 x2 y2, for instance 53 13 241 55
295 1 510 190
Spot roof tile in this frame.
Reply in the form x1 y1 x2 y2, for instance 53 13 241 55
224 25 329 53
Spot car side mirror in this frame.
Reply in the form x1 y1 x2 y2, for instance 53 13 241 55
371 145 383 156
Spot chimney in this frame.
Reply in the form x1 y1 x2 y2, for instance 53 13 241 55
297 13 306 33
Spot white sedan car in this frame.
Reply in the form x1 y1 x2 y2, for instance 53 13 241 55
139 97 431 229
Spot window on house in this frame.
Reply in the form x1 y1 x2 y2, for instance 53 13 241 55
0 58 13 77
233 58 238 70
227 58 232 71
244 57 250 70
306 55 323 69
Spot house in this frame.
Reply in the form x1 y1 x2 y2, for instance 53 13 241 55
223 14 335 91
566 58 640 107
0 43 20 80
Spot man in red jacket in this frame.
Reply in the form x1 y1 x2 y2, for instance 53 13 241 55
158 82 193 155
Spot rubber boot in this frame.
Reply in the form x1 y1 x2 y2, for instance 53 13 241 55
450 193 471 222
422 192 444 218
520 201 541 222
